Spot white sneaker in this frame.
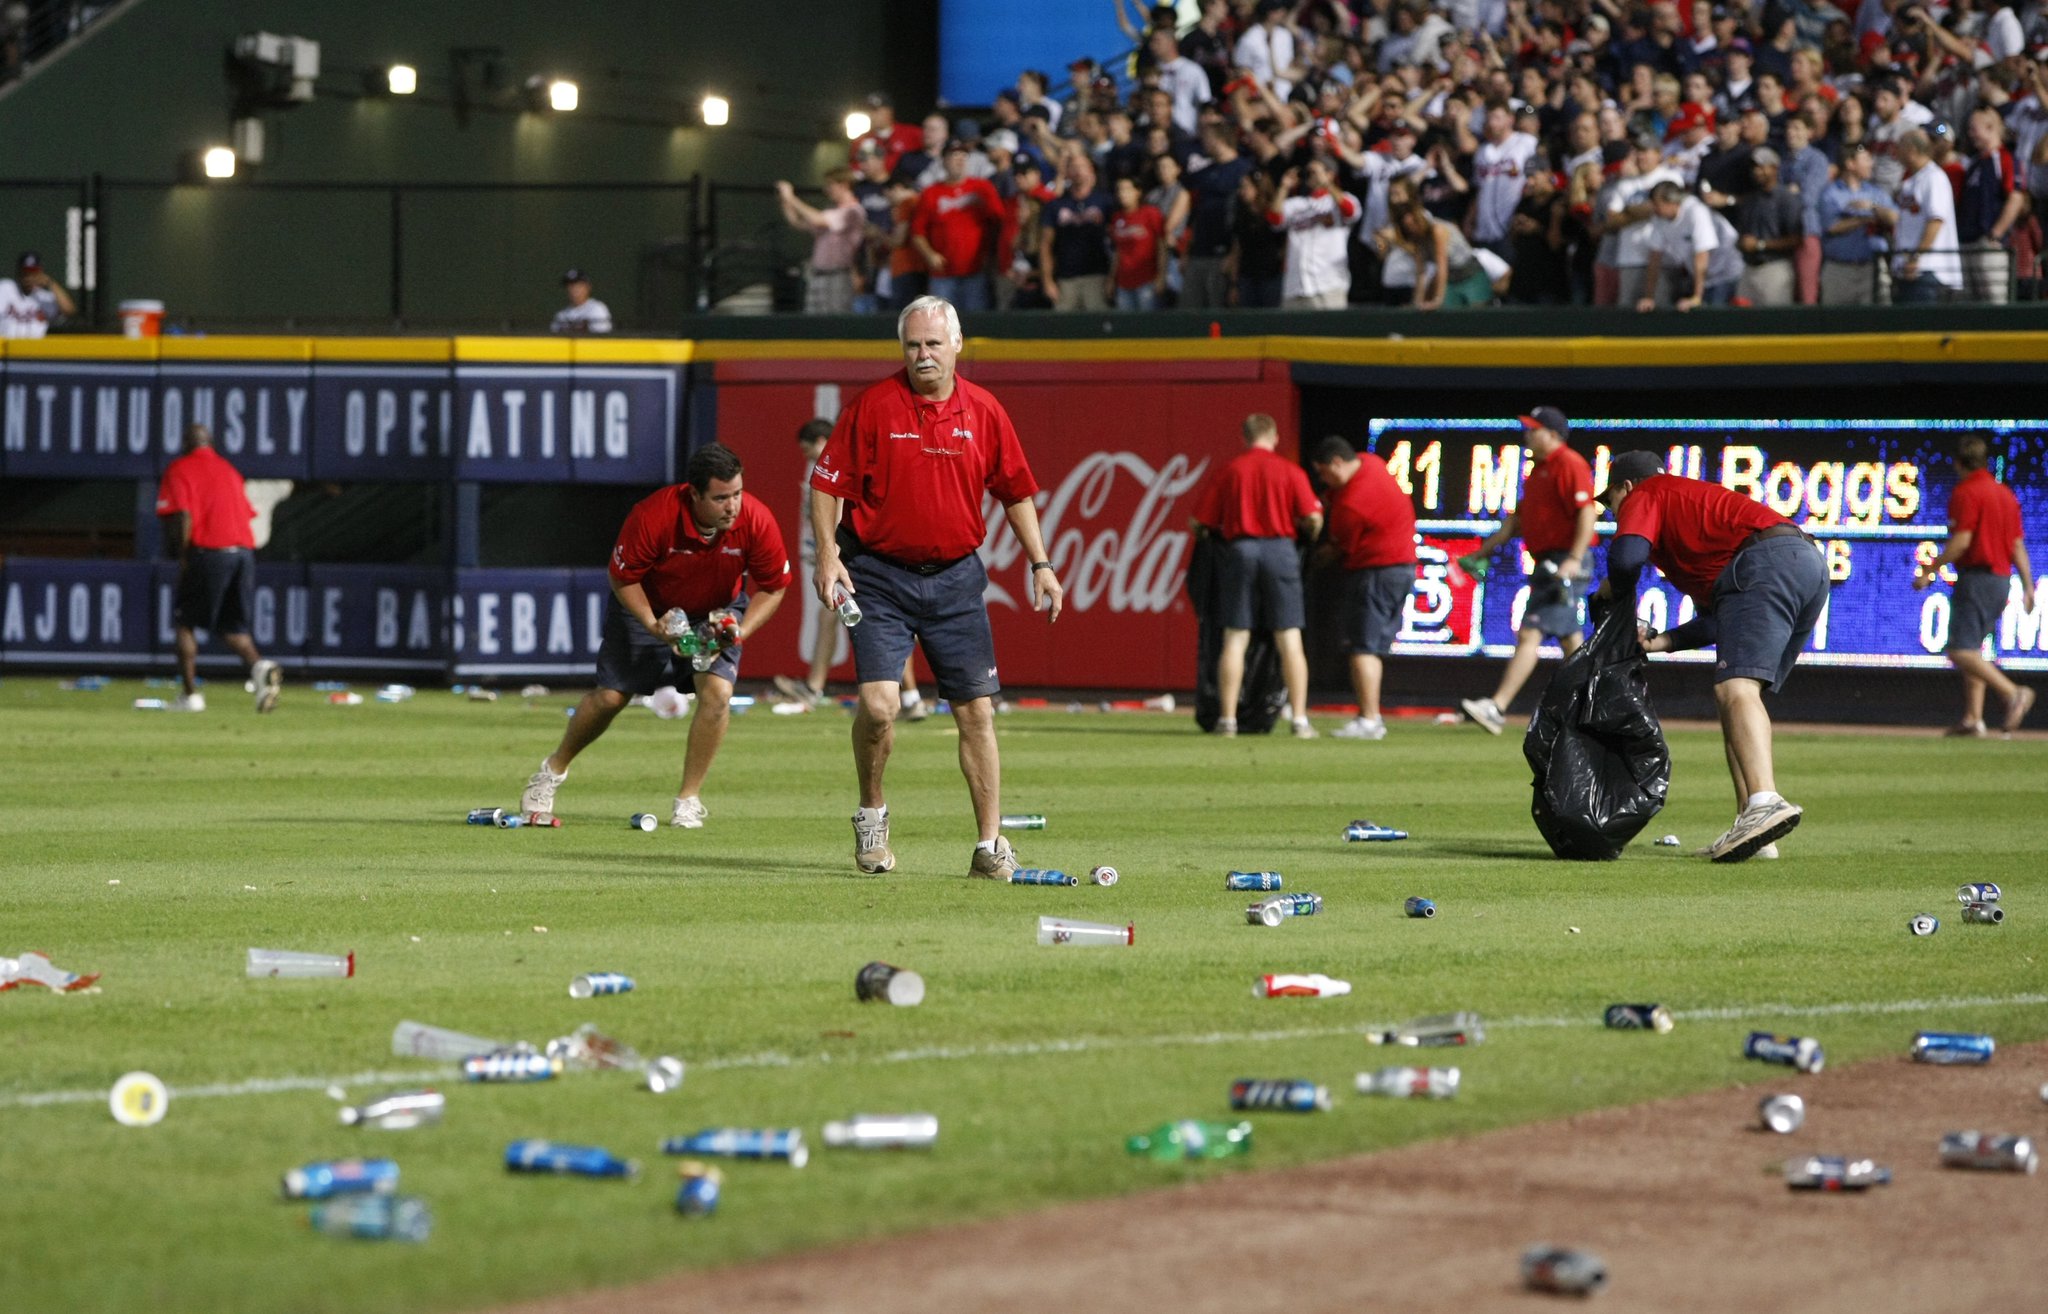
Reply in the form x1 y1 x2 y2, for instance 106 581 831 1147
251 659 282 714
521 759 566 817
1213 717 1237 737
172 692 206 713
853 809 894 873
671 796 707 829
1292 716 1318 740
1332 716 1388 740
1461 697 1506 735
969 835 1019 880
901 690 930 722
1705 796 1802 863
772 674 822 709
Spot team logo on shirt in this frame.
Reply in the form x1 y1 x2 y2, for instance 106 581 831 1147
953 427 974 442
720 546 743 556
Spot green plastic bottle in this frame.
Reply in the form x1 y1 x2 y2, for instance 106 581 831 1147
1125 1119 1253 1161
1458 552 1490 581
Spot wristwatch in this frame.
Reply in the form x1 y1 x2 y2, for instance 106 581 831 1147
1030 561 1054 572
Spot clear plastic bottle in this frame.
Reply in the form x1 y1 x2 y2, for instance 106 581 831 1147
339 1089 445 1130
309 1194 432 1242
1368 1011 1485 1046
822 1113 939 1149
1355 1066 1461 1099
1125 1119 1253 1161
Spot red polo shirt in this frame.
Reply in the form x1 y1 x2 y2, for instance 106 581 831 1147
1111 204 1166 290
849 123 925 173
1516 444 1595 556
1325 454 1417 569
911 178 1002 276
1947 467 2024 574
811 371 1039 564
155 446 256 550
609 484 792 616
1196 445 1323 540
1614 473 1786 608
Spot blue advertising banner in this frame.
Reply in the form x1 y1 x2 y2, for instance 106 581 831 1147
448 567 613 678
154 364 315 479
308 365 455 481
451 366 676 484
2 558 155 665
2 362 159 478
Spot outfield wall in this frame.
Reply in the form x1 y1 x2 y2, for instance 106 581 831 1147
3 332 2044 705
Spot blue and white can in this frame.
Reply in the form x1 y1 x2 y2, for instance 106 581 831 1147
629 814 658 832
1010 869 1077 886
1957 882 2002 905
1226 871 1283 891
281 1157 399 1200
569 972 635 999
467 807 504 825
674 1160 723 1215
1229 1078 1331 1112
463 1051 560 1082
660 1127 808 1168
1910 1031 1996 1065
1404 897 1436 919
503 1139 637 1178
1744 1031 1825 1074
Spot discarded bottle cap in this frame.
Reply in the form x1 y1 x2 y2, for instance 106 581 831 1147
1090 865 1119 887
1759 1093 1805 1134
645 1056 686 1094
109 1071 169 1127
1909 914 1940 936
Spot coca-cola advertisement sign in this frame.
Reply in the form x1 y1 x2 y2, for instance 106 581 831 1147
711 357 1296 690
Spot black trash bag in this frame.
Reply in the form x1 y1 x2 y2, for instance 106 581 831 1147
1187 533 1289 735
1522 604 1671 860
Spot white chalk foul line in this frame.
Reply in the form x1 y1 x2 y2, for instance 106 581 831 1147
3 991 2042 1111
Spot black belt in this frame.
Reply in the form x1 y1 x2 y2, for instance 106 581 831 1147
193 546 248 554
1738 523 1815 552
837 525 967 576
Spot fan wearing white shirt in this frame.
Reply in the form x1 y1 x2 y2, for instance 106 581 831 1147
1234 0 1297 100
1892 130 1963 302
1606 135 1686 306
1269 158 1362 309
1146 28 1213 136
1468 100 1538 258
1638 181 1745 311
552 268 613 335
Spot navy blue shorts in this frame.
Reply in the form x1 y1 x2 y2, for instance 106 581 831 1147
174 548 255 635
1218 537 1304 631
1521 551 1586 639
1947 570 2010 651
1342 563 1414 656
594 597 744 695
846 551 1000 703
1710 535 1828 691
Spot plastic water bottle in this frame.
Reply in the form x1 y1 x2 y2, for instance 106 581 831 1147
1368 1011 1485 1046
339 1089 445 1130
822 1113 939 1149
1253 973 1350 998
308 1194 431 1242
503 1139 638 1178
832 583 862 627
281 1158 399 1200
1125 1119 1253 1161
1356 1066 1461 1099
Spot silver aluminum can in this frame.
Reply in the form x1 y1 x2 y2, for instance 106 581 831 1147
1939 1131 2038 1174
1521 1246 1607 1295
1759 1093 1805 1134
1909 914 1940 936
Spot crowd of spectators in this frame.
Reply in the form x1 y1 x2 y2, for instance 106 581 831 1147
781 0 2048 312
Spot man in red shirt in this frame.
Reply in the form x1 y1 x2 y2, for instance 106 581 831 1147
810 295 1064 878
1459 407 1599 735
911 140 1002 313
1597 449 1830 862
1912 436 2036 735
848 92 923 174
520 443 790 828
1311 436 1417 741
1194 413 1325 738
155 423 280 714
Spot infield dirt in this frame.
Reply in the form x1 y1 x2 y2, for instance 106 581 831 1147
508 1040 2048 1314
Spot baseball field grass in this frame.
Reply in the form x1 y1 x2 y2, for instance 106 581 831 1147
2 676 2044 1313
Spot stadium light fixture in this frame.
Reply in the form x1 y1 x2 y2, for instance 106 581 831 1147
202 147 238 179
387 63 418 95
845 110 871 140
547 77 578 112
700 94 729 127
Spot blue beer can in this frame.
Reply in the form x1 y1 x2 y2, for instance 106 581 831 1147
674 1160 723 1216
503 1139 637 1178
1910 1031 1996 1065
467 807 503 825
1956 882 2002 905
1744 1031 1825 1074
281 1157 400 1201
463 1050 560 1082
569 972 635 999
1229 1078 1331 1112
1011 869 1078 886
660 1127 808 1168
1345 821 1409 842
1404 897 1436 919
1226 871 1283 891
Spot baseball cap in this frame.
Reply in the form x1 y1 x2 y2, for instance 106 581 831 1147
1728 36 1753 54
1519 406 1570 439
985 127 1020 154
1751 146 1781 167
561 267 587 284
1601 450 1666 496
17 251 41 270
1666 103 1714 139
943 137 971 154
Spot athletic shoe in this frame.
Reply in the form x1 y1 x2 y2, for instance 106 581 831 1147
901 691 931 722
969 835 1019 881
1944 720 1989 738
521 759 566 817
853 810 894 873
773 674 823 709
172 692 206 712
1292 716 1318 740
671 796 707 829
1213 717 1237 737
1332 716 1388 740
251 659 282 714
2002 686 2036 735
1461 697 1506 736
1705 795 1803 863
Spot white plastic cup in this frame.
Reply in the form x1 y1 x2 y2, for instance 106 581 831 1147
247 947 354 979
1036 915 1134 947
118 299 165 338
390 1019 507 1061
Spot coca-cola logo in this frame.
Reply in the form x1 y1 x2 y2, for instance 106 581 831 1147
980 451 1210 613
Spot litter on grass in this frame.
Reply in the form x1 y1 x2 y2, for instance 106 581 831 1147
1 951 101 993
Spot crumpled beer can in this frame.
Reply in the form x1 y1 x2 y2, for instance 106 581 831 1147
1521 1245 1607 1294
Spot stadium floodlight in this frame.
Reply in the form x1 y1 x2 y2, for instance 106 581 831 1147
202 147 237 179
387 64 418 95
700 94 729 127
547 78 579 112
845 110 871 140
